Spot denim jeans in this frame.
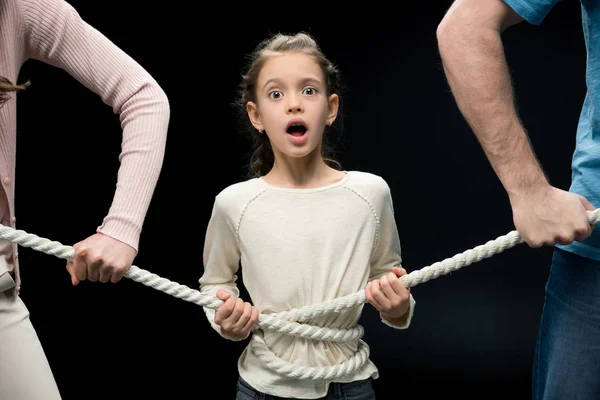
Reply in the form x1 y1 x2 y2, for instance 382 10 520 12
235 376 376 400
532 248 600 399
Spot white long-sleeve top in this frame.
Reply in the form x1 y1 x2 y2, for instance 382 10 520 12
199 170 416 399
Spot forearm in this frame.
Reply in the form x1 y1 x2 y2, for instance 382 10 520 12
437 6 548 197
19 0 170 250
96 82 169 250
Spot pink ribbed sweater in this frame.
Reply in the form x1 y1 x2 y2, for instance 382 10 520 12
0 0 170 287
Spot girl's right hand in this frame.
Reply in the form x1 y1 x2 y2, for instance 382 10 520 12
214 290 259 341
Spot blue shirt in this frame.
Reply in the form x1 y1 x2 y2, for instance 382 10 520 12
504 0 600 260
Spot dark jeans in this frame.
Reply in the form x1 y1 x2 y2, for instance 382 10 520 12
235 376 376 400
532 248 600 399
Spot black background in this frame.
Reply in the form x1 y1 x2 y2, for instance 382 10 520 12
13 1 588 399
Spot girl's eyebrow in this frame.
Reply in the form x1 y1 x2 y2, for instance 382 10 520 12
262 76 323 90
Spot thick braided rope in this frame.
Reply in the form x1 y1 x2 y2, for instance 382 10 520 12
3 208 599 380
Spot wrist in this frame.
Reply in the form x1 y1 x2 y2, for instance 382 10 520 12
507 178 551 205
222 331 246 341
381 306 410 325
497 138 549 200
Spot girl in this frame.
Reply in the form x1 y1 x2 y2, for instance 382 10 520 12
199 32 415 400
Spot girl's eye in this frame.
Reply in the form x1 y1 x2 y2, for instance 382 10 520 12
269 91 283 99
303 87 316 95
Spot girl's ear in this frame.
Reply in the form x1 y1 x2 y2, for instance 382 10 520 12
247 101 264 132
326 94 339 126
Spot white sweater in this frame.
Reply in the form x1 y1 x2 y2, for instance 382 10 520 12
199 170 416 399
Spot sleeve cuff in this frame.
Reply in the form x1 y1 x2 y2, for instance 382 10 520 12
97 219 141 253
381 294 416 330
202 292 249 342
503 0 554 26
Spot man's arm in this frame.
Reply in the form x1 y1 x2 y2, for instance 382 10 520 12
436 0 594 247
437 1 536 197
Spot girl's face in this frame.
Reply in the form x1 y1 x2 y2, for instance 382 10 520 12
246 52 338 163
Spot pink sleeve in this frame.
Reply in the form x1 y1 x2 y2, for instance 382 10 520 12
18 0 170 251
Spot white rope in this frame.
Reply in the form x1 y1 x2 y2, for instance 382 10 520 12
4 208 599 380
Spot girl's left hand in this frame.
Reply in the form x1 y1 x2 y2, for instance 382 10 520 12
365 266 411 320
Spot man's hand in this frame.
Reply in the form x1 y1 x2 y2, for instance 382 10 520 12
510 184 595 248
66 233 136 285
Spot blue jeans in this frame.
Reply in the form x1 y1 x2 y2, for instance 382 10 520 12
532 248 600 399
235 376 376 400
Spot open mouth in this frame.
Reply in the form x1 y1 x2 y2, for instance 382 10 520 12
286 122 307 137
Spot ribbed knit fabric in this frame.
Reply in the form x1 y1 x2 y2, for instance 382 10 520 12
0 0 170 287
